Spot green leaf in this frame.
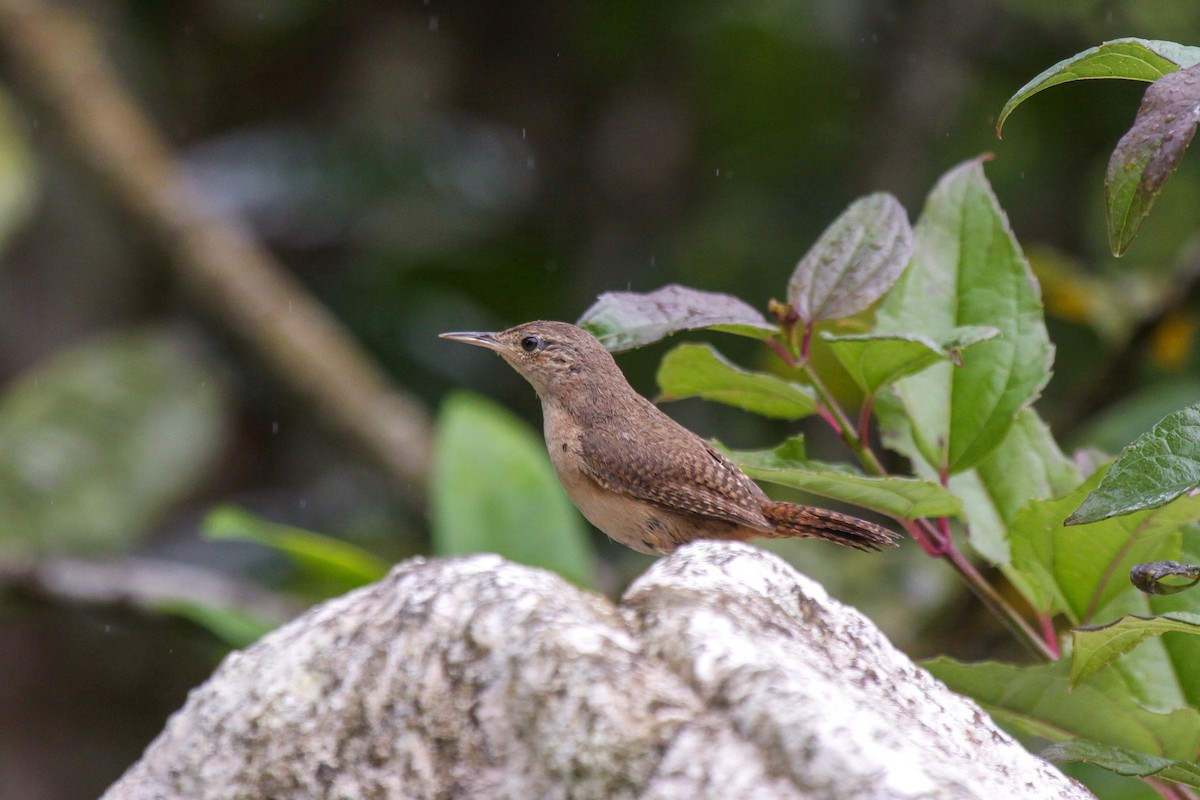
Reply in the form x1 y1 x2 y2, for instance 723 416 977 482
951 408 1082 566
997 38 1200 136
924 657 1200 762
431 392 596 586
204 506 390 595
577 284 777 352
1068 403 1200 525
0 329 229 557
1106 64 1200 255
787 193 913 322
656 343 818 420
821 326 999 395
1009 466 1200 622
1071 612 1200 686
875 157 1052 474
725 437 960 520
1042 739 1200 789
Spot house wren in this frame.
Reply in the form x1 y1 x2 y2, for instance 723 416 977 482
440 321 898 555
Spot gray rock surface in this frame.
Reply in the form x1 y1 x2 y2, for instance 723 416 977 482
102 541 1091 799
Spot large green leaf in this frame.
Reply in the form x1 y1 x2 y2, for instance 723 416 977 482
1071 612 1200 687
431 392 595 586
875 157 1052 474
577 284 777 352
950 408 1081 566
656 343 818 420
787 193 913 322
997 38 1200 136
0 329 229 556
204 505 390 596
924 657 1200 762
1106 64 1200 255
821 326 998 395
725 437 960 520
1009 467 1200 623
1069 402 1200 525
1042 739 1200 790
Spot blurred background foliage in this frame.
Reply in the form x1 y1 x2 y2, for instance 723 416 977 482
1 1 1199 798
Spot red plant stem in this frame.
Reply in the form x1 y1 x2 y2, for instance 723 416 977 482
767 337 798 368
1148 778 1198 800
1038 613 1061 659
799 322 814 364
857 395 874 447
816 405 843 437
942 546 1056 661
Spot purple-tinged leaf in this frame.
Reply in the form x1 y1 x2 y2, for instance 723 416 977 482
1106 65 1200 255
788 193 913 323
578 284 777 352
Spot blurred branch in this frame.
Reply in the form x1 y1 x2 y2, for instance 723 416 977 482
0 0 432 493
0 556 296 625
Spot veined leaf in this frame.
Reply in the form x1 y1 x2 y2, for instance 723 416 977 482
875 157 1052 474
578 284 777 352
788 193 913 322
656 343 818 420
951 408 1081 567
1009 466 1200 623
1071 612 1200 686
1069 402 1200 525
432 392 596 586
924 657 1200 762
997 38 1200 136
1042 739 1200 790
821 326 998 395
725 437 959 520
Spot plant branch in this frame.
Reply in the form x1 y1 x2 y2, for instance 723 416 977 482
0 0 432 494
793 354 1054 661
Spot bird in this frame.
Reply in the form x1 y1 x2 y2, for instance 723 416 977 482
440 321 899 555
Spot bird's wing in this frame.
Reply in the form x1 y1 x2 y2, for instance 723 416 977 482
578 422 772 531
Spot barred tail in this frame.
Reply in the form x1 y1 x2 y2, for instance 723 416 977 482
761 501 900 552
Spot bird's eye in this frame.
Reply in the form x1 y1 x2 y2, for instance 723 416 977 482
520 334 544 353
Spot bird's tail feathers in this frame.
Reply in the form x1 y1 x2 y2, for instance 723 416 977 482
761 501 900 552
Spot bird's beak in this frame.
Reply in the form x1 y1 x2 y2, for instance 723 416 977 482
439 331 504 352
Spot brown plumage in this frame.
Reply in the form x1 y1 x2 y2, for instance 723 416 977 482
440 320 899 555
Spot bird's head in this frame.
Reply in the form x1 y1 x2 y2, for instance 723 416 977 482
440 320 619 397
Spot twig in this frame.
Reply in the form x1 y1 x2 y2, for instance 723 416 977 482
0 0 432 493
